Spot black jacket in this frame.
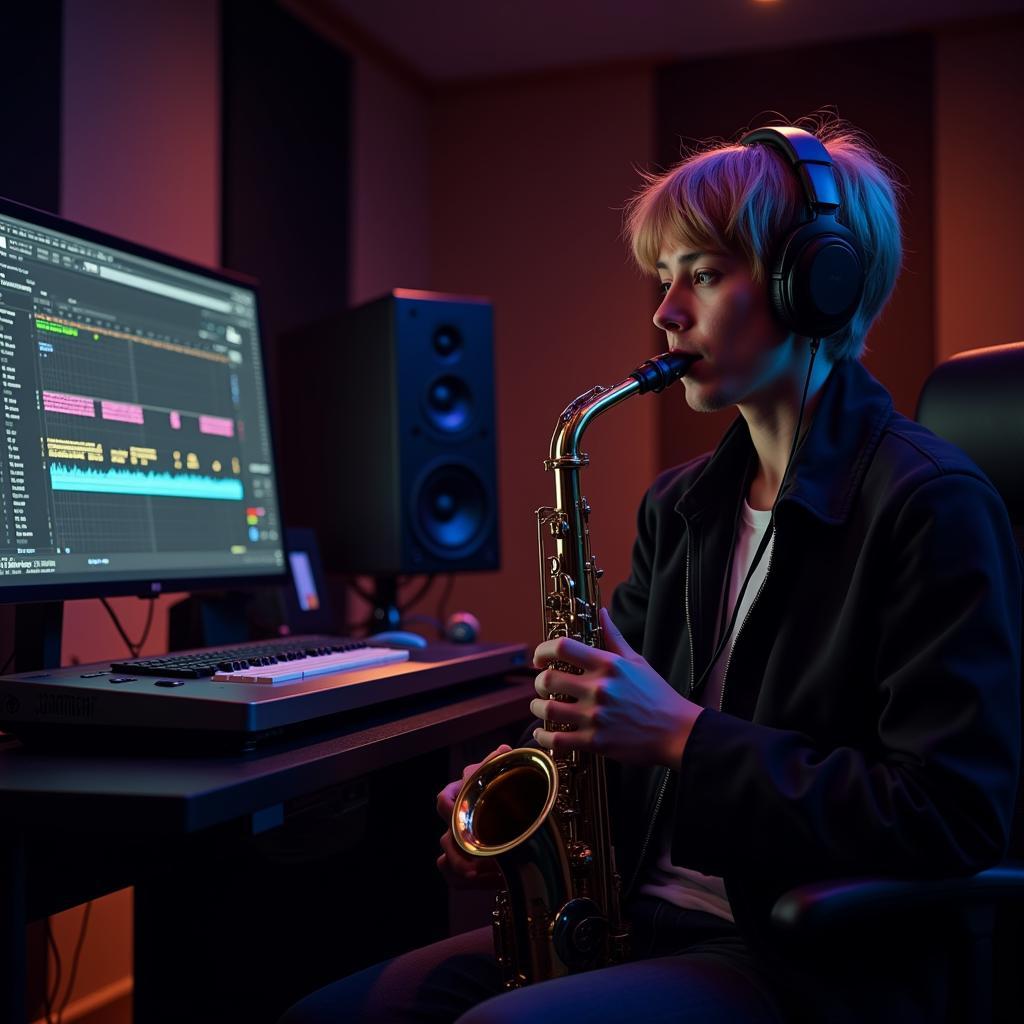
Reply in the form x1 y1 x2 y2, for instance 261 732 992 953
605 357 1021 968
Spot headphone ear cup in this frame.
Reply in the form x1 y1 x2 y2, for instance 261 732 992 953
768 265 794 331
774 219 865 338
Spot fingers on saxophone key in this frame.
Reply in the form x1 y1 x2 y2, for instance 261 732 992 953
536 668 570 698
530 696 582 728
535 667 588 700
533 635 606 670
534 724 593 753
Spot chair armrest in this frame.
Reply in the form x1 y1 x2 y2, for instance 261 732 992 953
770 861 1024 933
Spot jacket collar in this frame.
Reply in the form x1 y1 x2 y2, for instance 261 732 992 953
675 358 894 525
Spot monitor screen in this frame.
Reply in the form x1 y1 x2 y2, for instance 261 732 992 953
0 197 286 600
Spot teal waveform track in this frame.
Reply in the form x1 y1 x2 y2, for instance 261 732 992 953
49 463 244 500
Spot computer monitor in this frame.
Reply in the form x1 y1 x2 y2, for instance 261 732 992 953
0 195 287 603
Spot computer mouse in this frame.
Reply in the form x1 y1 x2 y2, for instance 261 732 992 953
371 630 429 649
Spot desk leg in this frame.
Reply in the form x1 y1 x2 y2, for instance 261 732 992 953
0 832 26 1024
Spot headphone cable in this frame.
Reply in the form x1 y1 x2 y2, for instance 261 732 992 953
691 336 822 695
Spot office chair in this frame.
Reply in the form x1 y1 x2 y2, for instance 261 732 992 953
771 341 1024 1024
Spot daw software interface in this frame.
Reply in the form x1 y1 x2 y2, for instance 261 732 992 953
0 199 286 597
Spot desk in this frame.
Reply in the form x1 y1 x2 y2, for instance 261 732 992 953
0 670 536 1024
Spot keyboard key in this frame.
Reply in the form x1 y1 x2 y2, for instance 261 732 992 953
212 647 409 685
110 636 372 678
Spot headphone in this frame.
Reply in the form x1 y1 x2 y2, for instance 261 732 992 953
739 126 865 339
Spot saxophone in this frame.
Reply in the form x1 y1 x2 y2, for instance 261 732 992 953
451 350 698 989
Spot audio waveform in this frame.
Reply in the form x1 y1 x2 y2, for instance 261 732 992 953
49 463 244 501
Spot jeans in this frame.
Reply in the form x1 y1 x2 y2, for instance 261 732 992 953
277 894 791 1024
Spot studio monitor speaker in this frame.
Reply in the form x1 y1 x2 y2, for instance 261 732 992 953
279 289 500 575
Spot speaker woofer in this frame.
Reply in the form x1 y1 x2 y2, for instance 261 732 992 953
412 462 490 558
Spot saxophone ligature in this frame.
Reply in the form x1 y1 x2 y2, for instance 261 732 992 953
450 350 698 989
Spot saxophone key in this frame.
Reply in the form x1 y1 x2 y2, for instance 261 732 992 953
568 841 594 872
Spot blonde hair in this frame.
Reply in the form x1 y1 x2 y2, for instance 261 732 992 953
624 114 904 361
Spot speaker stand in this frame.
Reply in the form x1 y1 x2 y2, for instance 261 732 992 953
14 602 64 671
367 576 401 633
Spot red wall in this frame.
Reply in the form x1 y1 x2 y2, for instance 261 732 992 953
425 67 657 650
934 19 1024 360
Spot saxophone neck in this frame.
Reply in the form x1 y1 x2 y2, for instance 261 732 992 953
546 352 697 465
548 379 639 467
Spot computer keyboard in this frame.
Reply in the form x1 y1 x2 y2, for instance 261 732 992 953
109 637 403 680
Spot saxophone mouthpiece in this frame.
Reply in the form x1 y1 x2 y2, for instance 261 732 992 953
630 351 702 394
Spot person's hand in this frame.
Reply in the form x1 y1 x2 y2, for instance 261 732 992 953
531 608 703 768
435 744 511 890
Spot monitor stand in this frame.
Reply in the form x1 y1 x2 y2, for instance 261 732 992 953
168 592 250 651
167 589 290 651
14 601 63 672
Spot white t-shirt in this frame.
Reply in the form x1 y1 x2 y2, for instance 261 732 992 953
637 497 774 922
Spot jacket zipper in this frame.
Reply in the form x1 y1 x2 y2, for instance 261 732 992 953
622 534 695 898
718 522 776 713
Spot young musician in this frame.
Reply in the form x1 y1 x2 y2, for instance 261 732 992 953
279 116 1021 1023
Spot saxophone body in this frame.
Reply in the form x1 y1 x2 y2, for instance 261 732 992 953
451 351 697 990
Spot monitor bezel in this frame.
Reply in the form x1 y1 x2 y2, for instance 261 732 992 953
0 193 291 604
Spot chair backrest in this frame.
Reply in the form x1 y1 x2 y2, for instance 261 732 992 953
916 339 1024 859
916 340 1024 544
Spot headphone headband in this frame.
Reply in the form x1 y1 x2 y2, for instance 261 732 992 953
739 126 841 217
